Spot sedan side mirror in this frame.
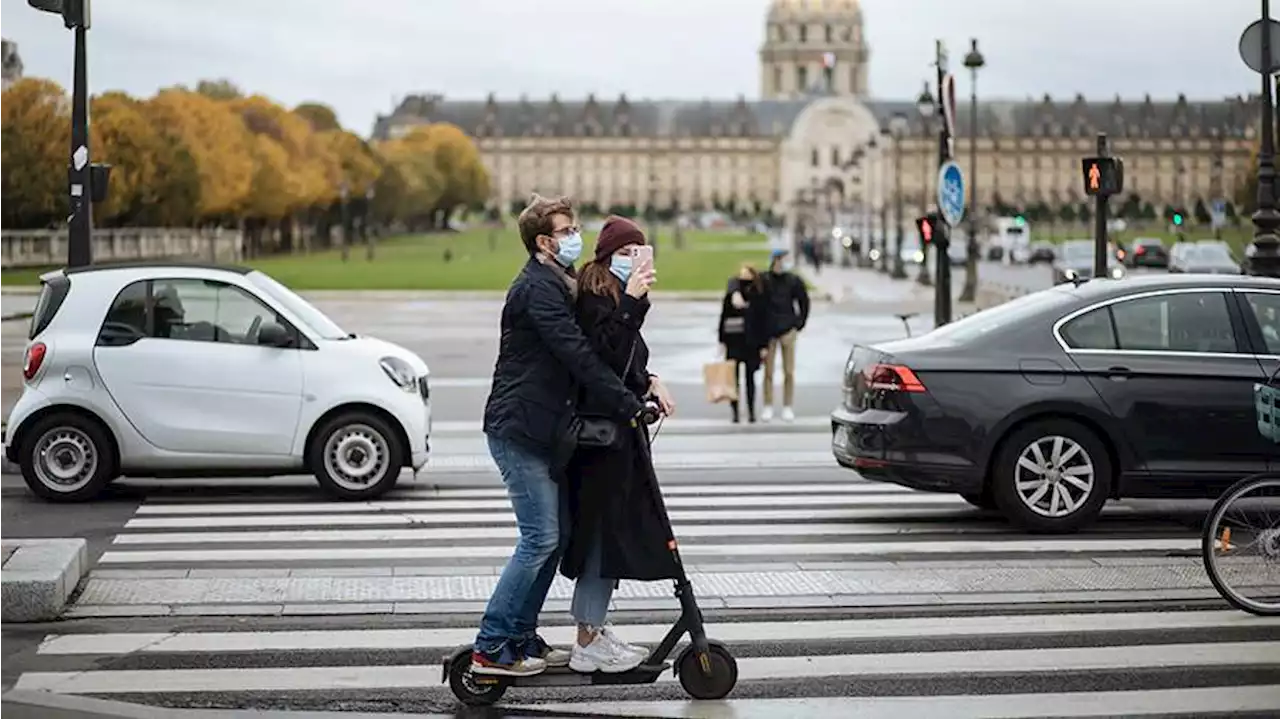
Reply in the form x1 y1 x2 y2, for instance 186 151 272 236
257 322 294 348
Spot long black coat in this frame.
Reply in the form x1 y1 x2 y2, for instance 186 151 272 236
718 279 770 362
560 287 681 583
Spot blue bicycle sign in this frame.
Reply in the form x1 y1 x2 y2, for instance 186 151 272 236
937 161 966 227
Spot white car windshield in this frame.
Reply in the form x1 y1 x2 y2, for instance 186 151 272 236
1062 243 1092 262
1196 244 1233 261
247 271 349 340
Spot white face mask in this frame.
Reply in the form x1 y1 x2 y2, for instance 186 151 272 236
552 232 583 266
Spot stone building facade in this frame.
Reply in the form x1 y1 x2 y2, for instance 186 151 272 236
372 0 1257 227
2 39 23 91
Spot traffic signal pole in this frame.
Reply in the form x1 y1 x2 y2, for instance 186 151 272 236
67 16 92 267
934 41 954 327
1092 134 1109 279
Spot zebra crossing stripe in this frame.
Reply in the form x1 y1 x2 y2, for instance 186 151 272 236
32 610 1269 655
14 642 1278 694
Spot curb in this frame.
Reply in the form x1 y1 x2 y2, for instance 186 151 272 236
1 538 88 622
0 691 452 718
2 312 33 322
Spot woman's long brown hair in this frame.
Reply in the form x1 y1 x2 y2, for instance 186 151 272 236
579 259 620 303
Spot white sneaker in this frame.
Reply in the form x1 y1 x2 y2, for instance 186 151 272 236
761 406 774 423
781 406 795 422
569 631 646 674
600 626 648 659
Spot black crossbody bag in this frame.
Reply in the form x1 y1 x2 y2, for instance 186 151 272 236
569 340 637 450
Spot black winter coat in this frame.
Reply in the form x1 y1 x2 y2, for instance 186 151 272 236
763 270 811 338
718 279 770 362
483 258 644 467
560 286 681 583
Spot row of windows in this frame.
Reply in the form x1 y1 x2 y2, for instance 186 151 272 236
769 23 856 44
1059 291 1279 355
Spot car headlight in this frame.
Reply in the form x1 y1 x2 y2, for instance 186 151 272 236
1063 269 1078 280
379 356 418 392
1110 267 1125 279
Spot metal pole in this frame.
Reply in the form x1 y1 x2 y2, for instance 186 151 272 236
934 51 953 326
892 135 905 278
960 45 982 302
1249 0 1280 276
916 118 932 286
1093 133 1110 278
67 24 92 267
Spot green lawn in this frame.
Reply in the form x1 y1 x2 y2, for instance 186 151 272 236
1 228 773 291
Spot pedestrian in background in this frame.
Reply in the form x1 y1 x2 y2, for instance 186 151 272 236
718 263 769 424
760 249 810 423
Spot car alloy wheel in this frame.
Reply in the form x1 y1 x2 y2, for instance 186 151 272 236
33 426 99 494
1013 435 1094 518
322 423 390 492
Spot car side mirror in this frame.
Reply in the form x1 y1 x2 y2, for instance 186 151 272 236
257 322 294 348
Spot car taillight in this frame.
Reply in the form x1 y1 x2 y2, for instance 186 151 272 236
1135 245 1146 255
866 364 925 393
23 342 47 381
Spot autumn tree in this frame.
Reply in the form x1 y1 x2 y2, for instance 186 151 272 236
148 89 255 223
411 123 491 228
1 78 70 228
194 79 243 101
295 102 341 133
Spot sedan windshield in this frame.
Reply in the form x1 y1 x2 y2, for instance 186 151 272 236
1061 242 1092 262
247 271 349 339
1196 244 1233 262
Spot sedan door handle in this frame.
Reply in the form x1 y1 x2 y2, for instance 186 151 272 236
1105 366 1130 381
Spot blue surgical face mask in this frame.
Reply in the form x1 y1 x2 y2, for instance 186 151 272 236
554 232 583 267
609 255 633 283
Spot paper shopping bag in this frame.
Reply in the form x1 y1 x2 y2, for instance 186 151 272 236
702 360 739 403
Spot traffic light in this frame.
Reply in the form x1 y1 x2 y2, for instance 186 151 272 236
1173 212 1184 226
1081 156 1125 197
1014 215 1026 227
916 214 936 245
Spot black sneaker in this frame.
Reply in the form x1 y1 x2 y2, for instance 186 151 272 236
471 643 547 677
520 634 571 668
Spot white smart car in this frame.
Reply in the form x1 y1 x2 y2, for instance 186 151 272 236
4 263 431 502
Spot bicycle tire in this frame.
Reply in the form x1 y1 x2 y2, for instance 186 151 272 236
1201 472 1280 616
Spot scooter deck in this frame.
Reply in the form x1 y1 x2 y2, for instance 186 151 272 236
470 661 671 688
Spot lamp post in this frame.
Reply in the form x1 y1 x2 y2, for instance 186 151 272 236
959 38 985 302
28 0 100 267
879 126 892 272
339 182 350 262
890 112 910 279
915 81 936 285
1244 0 1280 275
863 137 877 266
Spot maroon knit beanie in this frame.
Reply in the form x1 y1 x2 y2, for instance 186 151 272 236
594 215 646 262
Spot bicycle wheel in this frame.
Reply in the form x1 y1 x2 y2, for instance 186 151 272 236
1201 473 1280 616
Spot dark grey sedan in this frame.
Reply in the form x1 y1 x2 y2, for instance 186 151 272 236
1169 241 1242 274
831 274 1280 533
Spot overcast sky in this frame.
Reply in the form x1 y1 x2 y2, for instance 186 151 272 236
1 0 1261 136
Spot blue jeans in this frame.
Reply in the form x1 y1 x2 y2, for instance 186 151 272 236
571 533 616 627
475 434 565 655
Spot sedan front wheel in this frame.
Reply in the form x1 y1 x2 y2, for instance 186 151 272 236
991 418 1112 534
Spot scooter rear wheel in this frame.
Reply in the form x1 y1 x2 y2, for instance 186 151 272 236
447 651 508 706
676 641 738 700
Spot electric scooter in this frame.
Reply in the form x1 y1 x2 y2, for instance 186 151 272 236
442 401 738 706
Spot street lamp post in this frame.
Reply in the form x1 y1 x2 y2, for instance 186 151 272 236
339 182 350 262
959 38 986 302
879 126 892 273
916 81 936 285
1245 0 1280 275
890 112 909 279
364 187 376 260
29 0 100 268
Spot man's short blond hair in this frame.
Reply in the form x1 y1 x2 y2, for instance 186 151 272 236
517 194 575 255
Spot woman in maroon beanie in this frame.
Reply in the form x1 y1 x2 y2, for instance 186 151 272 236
560 216 679 674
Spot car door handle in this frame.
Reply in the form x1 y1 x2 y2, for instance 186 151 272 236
1105 366 1130 381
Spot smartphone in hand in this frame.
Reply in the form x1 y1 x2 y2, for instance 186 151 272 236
630 245 654 272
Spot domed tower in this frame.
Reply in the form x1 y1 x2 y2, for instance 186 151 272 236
760 0 868 100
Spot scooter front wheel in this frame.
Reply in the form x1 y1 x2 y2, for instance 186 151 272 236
675 640 738 700
447 651 509 706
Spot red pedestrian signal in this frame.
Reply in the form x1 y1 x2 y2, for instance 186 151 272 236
915 216 934 244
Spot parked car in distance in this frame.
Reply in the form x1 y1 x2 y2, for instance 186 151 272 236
1027 241 1056 265
1169 241 1243 274
1052 240 1126 284
1126 237 1170 268
4 263 432 503
831 274 1280 532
